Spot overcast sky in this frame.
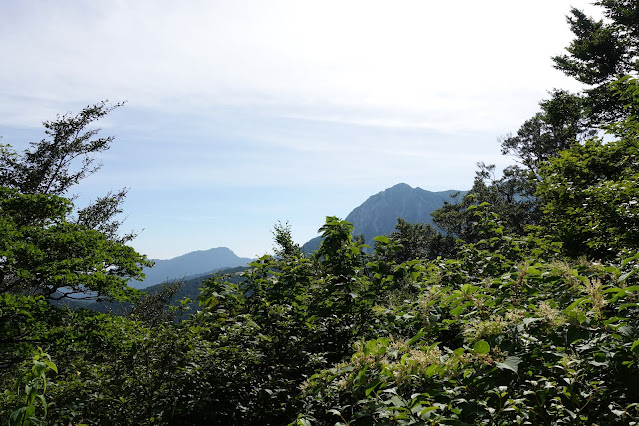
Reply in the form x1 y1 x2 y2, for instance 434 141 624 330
0 0 599 259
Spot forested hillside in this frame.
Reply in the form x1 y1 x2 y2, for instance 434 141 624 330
2 1 639 425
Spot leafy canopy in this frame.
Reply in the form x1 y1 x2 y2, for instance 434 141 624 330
0 102 151 301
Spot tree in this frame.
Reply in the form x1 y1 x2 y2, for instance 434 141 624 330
1 101 122 196
0 102 151 301
431 0 639 247
271 221 303 259
0 101 135 243
500 90 596 174
380 218 455 263
430 92 590 247
537 82 639 260
431 163 539 246
553 1 639 126
315 216 368 278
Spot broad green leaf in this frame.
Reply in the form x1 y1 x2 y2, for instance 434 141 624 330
622 252 639 268
620 269 638 284
496 356 522 374
618 325 634 337
374 236 390 244
9 406 35 426
44 359 57 374
407 328 425 346
564 298 587 314
618 302 639 311
460 284 478 295
419 406 439 417
474 340 490 354
365 379 382 397
450 301 473 316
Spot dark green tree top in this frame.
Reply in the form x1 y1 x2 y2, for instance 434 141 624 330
0 101 123 196
0 102 152 301
500 90 596 174
537 78 639 260
553 1 639 125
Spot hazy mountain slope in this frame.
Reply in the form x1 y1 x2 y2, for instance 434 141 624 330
303 183 463 252
143 265 247 310
59 266 248 316
131 247 253 289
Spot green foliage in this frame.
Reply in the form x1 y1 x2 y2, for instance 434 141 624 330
1 294 213 425
316 216 368 278
3 202 637 425
553 1 639 124
432 165 539 245
437 0 639 251
1 200 637 425
298 233 639 425
378 218 456 263
273 221 304 259
0 102 152 301
0 188 150 301
537 85 639 260
501 90 595 174
3 3 639 424
191 217 388 423
128 280 186 325
6 348 57 426
0 101 123 197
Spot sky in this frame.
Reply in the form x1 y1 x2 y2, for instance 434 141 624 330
0 0 600 260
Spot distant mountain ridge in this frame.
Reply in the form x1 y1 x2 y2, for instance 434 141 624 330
131 247 253 289
303 183 463 252
131 184 463 288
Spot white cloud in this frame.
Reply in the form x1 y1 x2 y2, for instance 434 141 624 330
2 0 594 125
0 0 604 258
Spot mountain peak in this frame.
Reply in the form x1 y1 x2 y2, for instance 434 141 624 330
303 183 466 253
388 183 413 191
169 247 235 261
132 247 253 288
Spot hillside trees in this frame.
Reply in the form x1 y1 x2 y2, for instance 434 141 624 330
432 163 539 244
0 101 151 300
0 103 190 425
294 80 639 424
429 93 583 246
293 8 639 421
537 78 639 260
431 0 639 251
185 217 432 424
2 2 639 424
381 218 456 263
192 218 371 422
1 292 214 424
1 103 155 422
297 219 639 424
432 88 600 247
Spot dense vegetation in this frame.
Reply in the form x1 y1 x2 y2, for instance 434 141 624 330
2 1 639 424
